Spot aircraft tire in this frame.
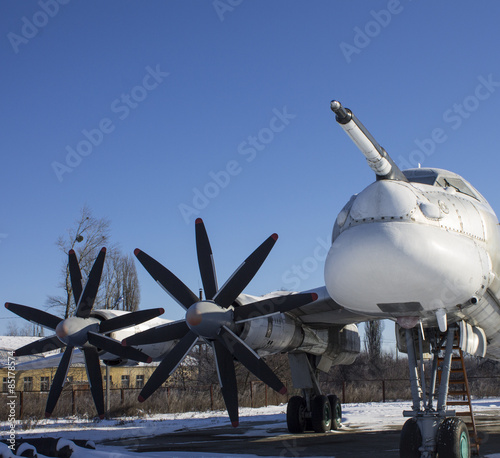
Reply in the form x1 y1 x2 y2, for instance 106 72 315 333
286 395 307 434
436 417 470 458
328 394 342 430
399 418 421 458
311 395 332 433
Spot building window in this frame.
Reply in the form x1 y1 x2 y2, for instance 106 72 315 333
23 377 33 391
121 375 130 388
103 375 112 387
40 377 50 391
136 375 144 389
2 377 9 392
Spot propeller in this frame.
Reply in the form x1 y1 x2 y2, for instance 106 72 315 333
128 219 317 427
5 248 163 419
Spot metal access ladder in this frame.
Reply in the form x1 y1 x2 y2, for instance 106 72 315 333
438 330 481 455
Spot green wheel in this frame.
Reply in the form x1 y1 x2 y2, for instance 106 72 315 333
328 394 342 430
436 417 470 458
311 395 332 433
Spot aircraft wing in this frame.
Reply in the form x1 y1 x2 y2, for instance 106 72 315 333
236 286 377 328
0 336 85 369
15 348 85 370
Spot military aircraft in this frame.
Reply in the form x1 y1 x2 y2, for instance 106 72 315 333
6 100 499 457
122 101 500 457
324 101 500 457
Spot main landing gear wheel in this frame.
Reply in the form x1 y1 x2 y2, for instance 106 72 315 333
311 395 332 433
436 417 470 458
286 396 307 434
399 418 422 458
328 394 342 430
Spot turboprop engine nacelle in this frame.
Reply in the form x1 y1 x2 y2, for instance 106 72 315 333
239 311 360 367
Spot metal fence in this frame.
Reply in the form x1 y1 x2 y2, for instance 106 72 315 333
2 376 499 420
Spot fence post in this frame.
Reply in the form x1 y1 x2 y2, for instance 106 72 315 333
19 391 23 418
265 384 268 407
210 385 214 411
250 382 254 408
342 381 346 404
72 389 76 415
382 380 386 403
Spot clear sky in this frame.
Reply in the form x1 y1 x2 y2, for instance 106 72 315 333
1 1 500 351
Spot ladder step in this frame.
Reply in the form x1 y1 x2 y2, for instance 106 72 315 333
447 401 471 406
456 412 473 417
449 391 468 395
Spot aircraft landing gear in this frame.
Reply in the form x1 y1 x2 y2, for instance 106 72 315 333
286 392 342 433
286 395 307 433
286 353 342 433
400 326 471 458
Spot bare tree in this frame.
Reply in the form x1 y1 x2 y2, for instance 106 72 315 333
7 321 43 336
101 252 140 312
46 205 140 317
46 205 112 318
365 320 384 360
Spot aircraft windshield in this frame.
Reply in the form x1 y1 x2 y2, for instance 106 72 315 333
403 169 480 201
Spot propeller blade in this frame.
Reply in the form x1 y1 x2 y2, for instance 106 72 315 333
88 332 152 363
13 335 65 357
212 340 239 427
76 248 106 318
134 249 198 310
138 330 198 402
5 303 62 331
83 347 105 419
99 308 165 334
195 218 218 300
214 234 278 308
68 249 83 305
218 326 286 395
233 293 318 323
45 346 73 418
122 320 189 346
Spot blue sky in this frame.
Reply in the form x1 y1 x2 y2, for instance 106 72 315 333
1 1 500 351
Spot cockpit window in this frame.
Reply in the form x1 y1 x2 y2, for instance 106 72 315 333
403 170 480 201
404 174 437 186
435 177 478 200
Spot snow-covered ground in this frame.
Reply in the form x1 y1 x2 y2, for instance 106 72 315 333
2 399 500 457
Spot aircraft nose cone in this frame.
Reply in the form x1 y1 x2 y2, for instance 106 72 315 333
325 222 489 316
349 180 417 221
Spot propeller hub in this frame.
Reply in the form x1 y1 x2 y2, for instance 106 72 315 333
185 301 232 339
55 316 100 347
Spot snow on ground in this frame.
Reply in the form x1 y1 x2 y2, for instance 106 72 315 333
2 399 500 457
